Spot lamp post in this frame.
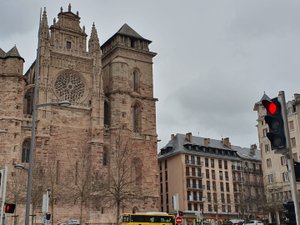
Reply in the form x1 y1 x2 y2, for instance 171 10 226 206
25 100 70 225
24 10 72 225
0 129 7 134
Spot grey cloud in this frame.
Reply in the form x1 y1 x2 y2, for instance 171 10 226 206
230 1 300 38
0 1 40 39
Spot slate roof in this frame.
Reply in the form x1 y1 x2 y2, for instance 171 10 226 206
253 92 271 110
101 23 151 48
231 145 261 161
0 48 6 58
158 133 261 162
116 23 151 43
0 46 24 61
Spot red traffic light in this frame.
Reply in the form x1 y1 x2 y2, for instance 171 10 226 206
262 100 279 115
261 97 287 151
5 203 16 213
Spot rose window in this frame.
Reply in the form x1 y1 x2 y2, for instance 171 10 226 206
54 71 86 103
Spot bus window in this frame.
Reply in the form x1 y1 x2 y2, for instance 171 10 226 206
121 213 174 225
122 216 130 222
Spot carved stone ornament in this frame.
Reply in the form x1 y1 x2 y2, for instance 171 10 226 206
54 70 86 103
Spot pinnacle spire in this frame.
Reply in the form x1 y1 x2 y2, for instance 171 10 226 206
88 23 101 55
40 7 49 40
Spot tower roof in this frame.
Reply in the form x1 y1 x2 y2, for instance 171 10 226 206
0 46 24 61
102 23 152 49
6 46 22 57
0 48 6 58
116 23 150 42
253 92 271 110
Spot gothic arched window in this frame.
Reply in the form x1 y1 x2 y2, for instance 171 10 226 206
103 147 109 166
23 88 34 115
132 102 141 133
21 139 31 163
132 158 142 187
104 99 111 127
133 70 140 92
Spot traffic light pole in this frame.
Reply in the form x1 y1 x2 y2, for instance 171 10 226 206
1 166 8 225
279 91 300 225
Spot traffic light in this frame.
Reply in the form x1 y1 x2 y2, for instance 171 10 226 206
4 203 16 214
294 161 300 182
0 169 4 199
178 211 183 216
45 213 51 220
283 201 296 225
262 98 287 150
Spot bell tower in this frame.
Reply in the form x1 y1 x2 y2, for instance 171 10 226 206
101 23 159 211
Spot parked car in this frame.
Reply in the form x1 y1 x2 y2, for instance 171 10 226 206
244 220 263 225
203 221 212 225
223 219 244 225
58 220 80 225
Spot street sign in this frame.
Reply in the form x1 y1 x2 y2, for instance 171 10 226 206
176 216 183 224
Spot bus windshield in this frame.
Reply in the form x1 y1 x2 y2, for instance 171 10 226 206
122 214 174 224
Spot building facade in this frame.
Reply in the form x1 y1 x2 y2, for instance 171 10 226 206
0 5 159 225
254 93 300 224
158 133 264 225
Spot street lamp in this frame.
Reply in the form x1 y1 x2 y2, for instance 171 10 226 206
25 100 70 225
25 13 72 225
14 163 28 171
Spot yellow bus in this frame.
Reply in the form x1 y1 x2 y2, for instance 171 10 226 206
121 212 175 225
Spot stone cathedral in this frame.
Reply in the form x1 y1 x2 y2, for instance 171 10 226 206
0 5 159 225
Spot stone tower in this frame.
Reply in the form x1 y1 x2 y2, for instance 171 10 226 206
0 5 159 225
0 46 25 168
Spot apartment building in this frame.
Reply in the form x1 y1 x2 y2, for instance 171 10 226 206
158 133 264 225
254 93 300 224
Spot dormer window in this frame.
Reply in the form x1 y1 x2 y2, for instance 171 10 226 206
66 41 71 49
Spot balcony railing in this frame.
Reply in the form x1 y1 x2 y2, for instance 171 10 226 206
186 173 204 178
187 184 205 190
188 196 205 202
232 165 242 171
185 160 202 166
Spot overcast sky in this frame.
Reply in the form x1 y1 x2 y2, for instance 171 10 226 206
1 0 300 150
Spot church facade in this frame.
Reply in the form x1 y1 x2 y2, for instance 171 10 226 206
0 5 159 225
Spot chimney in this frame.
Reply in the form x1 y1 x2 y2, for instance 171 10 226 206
204 138 210 146
222 137 231 148
249 144 257 156
171 134 175 140
186 132 192 142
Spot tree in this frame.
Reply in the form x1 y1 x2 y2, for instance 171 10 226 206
44 153 70 225
67 146 95 225
6 169 27 225
31 161 47 223
98 128 141 225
